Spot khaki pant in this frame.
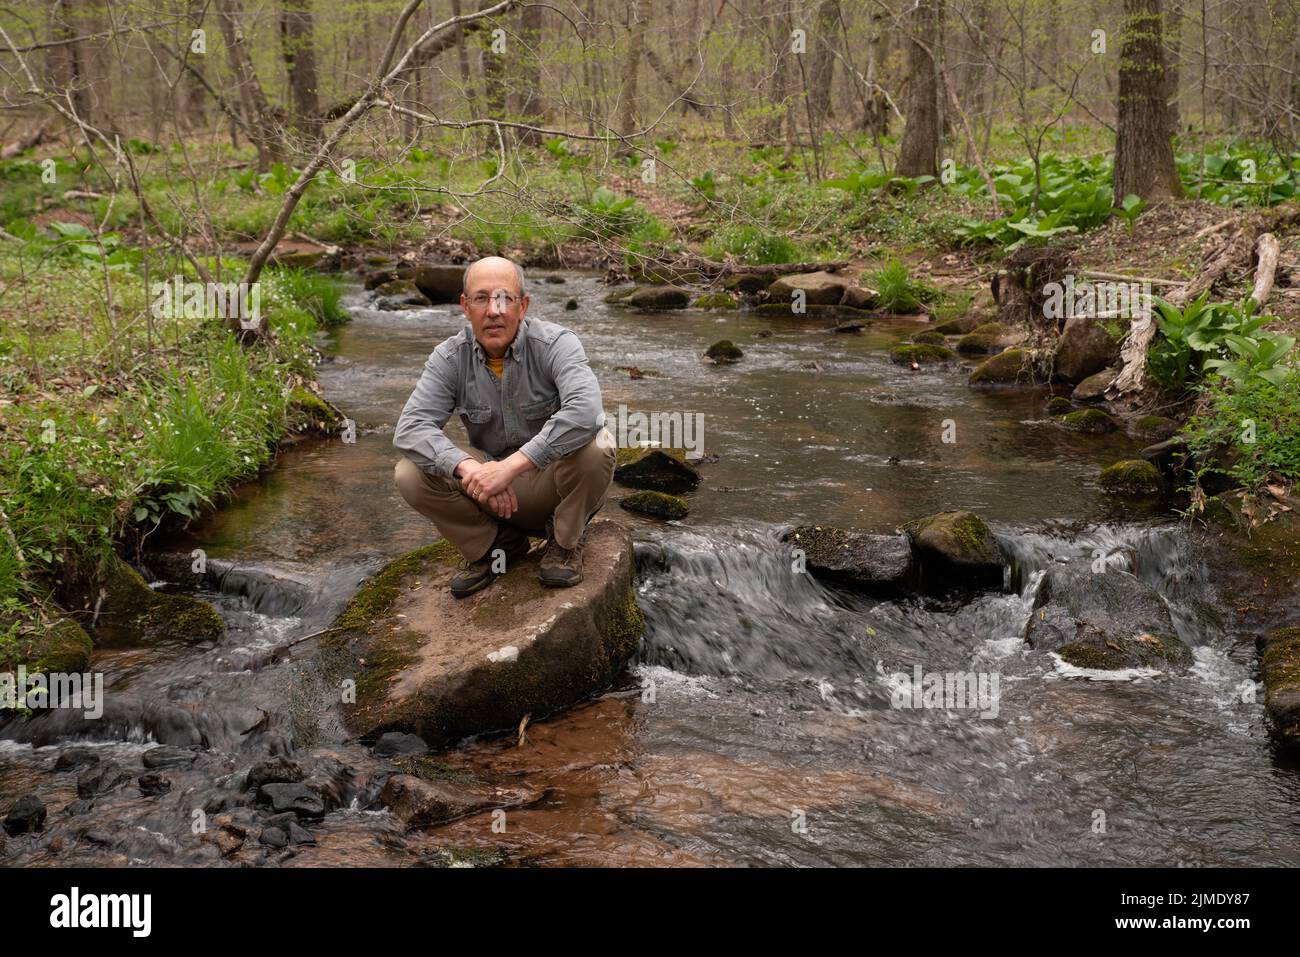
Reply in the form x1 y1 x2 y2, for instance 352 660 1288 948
394 430 616 561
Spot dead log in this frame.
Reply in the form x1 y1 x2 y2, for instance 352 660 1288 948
0 119 55 160
1107 202 1300 399
1251 232 1280 307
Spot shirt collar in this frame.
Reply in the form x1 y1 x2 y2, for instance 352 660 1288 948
470 316 528 363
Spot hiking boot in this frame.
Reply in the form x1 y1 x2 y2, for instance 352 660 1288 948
537 519 585 588
449 524 531 598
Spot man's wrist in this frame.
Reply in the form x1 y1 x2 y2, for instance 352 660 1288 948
450 455 473 480
503 450 536 478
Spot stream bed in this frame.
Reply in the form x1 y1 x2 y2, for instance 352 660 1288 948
3 273 1297 867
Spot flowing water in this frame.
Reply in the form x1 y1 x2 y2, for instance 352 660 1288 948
4 274 1297 867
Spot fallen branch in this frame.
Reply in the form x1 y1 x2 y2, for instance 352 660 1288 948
1192 216 1237 241
0 118 55 160
1081 270 1187 286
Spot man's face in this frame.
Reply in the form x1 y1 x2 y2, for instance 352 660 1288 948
461 260 529 357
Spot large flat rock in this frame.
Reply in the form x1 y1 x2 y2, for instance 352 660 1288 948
329 520 644 748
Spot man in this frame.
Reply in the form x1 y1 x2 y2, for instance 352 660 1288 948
393 255 615 598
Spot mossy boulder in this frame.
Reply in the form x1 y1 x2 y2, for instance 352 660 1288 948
374 278 421 299
693 292 739 310
931 315 983 335
911 330 947 345
890 343 957 364
1134 415 1179 441
67 555 224 646
1059 408 1117 434
1024 563 1193 671
603 286 636 304
0 614 92 673
1071 367 1117 403
902 510 1005 590
783 525 917 596
955 322 1010 355
704 340 744 363
968 348 1039 386
722 272 776 294
1098 459 1162 496
625 285 690 310
328 521 644 748
614 447 701 494
619 491 689 520
1046 396 1074 416
1261 627 1300 748
287 387 344 434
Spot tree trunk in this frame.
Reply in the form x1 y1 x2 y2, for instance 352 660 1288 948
896 0 942 177
451 0 476 116
1113 0 1181 200
216 0 284 171
280 0 322 142
808 0 839 128
512 3 543 144
46 0 93 126
1164 0 1182 138
619 0 649 139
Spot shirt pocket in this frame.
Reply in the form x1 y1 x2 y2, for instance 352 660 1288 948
520 395 560 424
459 406 493 427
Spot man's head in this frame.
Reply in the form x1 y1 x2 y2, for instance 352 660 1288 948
461 256 529 358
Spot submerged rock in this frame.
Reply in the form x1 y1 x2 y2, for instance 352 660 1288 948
142 746 199 770
377 773 534 827
614 447 701 494
704 340 744 363
327 521 644 749
373 732 429 758
902 510 1005 590
1024 563 1193 670
1261 628 1300 748
783 526 917 596
4 794 46 835
619 491 690 520
890 343 957 364
77 762 132 798
1046 396 1073 416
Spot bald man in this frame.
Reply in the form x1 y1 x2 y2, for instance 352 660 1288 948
393 256 615 597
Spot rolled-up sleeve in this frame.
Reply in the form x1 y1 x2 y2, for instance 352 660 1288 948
518 330 603 470
393 348 471 479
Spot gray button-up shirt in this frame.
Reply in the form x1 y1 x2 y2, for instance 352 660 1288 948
394 316 604 478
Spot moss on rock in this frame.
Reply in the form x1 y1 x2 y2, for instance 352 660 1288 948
1262 627 1300 748
74 555 224 646
614 447 700 493
619 491 689 520
1059 408 1117 434
0 613 92 673
1046 396 1074 416
890 343 957 364
694 292 739 310
1098 459 1162 495
968 348 1039 385
1134 415 1179 440
287 387 343 434
911 330 947 345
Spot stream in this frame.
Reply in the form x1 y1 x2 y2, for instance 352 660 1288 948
3 272 1298 867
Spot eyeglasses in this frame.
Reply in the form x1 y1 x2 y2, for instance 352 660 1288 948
467 291 523 309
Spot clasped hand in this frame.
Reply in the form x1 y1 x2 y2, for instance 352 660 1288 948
457 459 518 519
